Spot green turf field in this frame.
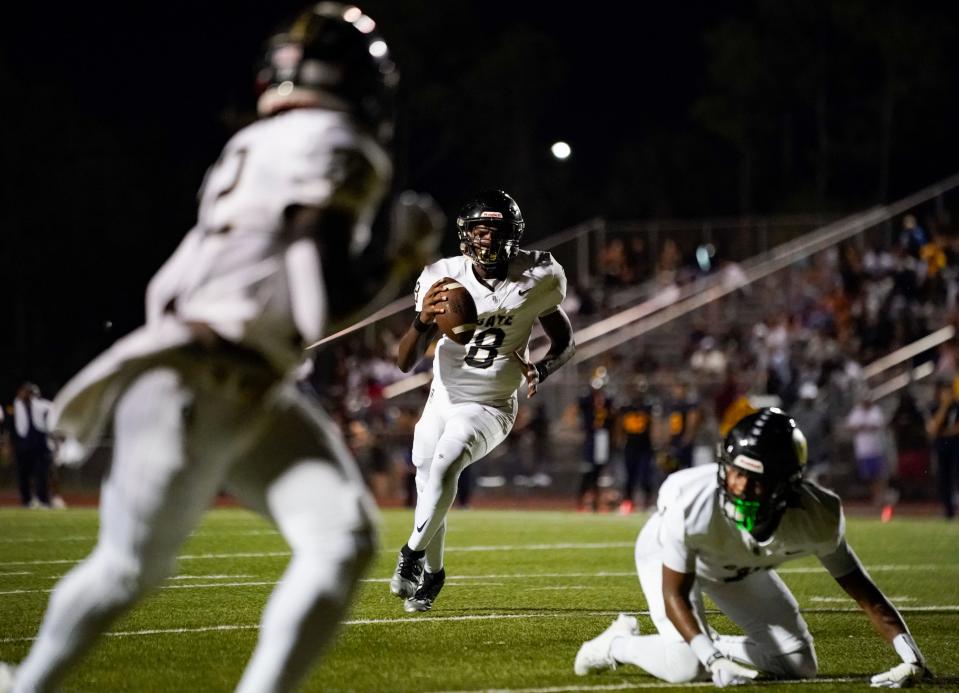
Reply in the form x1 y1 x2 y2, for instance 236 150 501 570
0 508 956 691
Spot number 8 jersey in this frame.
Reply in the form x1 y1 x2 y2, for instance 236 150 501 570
414 250 566 407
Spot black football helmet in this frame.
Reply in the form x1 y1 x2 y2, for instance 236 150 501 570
717 408 808 541
256 3 398 140
456 190 525 271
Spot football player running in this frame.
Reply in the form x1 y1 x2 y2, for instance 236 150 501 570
0 5 406 693
574 408 933 688
389 190 575 612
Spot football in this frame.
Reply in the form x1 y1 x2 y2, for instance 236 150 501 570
435 281 477 345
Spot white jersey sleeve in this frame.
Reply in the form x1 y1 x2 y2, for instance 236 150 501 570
660 497 698 574
653 466 716 574
801 484 861 578
531 251 567 317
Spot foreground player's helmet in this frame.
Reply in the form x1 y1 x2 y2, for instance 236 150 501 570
456 190 525 270
717 408 807 540
257 3 398 140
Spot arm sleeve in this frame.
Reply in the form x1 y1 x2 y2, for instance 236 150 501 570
660 502 696 574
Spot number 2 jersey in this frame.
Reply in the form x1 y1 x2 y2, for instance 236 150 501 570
414 251 566 407
638 465 862 583
147 108 391 374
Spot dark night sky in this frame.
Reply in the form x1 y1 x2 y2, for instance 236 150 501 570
3 1 959 399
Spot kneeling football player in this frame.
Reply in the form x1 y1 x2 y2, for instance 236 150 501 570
389 190 575 612
575 408 933 688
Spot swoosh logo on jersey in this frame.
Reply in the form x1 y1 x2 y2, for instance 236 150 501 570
415 519 429 533
518 288 532 296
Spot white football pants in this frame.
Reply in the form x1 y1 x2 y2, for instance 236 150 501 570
406 386 516 570
14 362 375 693
610 518 817 682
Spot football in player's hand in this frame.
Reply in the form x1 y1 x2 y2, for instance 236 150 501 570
435 282 477 345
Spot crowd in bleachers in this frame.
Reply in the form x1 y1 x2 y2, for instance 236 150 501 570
4 212 959 518
294 210 959 518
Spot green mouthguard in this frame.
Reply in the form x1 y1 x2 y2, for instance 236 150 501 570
730 497 761 532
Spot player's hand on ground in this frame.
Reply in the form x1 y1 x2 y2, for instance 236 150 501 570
419 277 453 324
870 662 930 688
707 655 759 687
513 350 539 398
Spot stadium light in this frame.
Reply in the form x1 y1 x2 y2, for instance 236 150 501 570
550 141 571 160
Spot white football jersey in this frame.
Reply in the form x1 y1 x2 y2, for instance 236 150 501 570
641 465 860 583
146 108 391 373
414 250 566 406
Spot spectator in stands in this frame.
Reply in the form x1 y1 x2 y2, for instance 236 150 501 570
618 377 658 513
599 237 632 287
628 236 651 282
576 368 617 512
926 379 959 519
846 389 889 508
655 238 682 286
526 402 554 488
659 377 701 474
863 242 895 280
792 382 831 482
10 382 53 508
899 213 930 259
0 404 9 469
890 390 931 500
689 335 727 379
933 339 958 384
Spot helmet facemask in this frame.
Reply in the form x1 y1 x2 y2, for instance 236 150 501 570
458 221 520 271
718 460 789 540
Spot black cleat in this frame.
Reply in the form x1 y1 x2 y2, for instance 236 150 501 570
405 568 445 612
390 545 425 599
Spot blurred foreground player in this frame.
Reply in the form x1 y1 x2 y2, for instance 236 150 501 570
0 5 406 692
389 190 575 612
575 408 932 688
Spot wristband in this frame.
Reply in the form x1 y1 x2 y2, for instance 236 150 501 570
412 315 431 334
534 362 549 383
892 633 922 665
689 633 720 667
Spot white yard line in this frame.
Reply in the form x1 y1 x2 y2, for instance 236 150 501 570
169 575 256 580
2 605 958 644
811 595 915 603
0 536 93 543
361 572 636 583
439 679 865 693
449 542 634 552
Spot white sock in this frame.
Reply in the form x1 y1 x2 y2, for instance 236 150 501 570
609 634 702 684
424 518 446 574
